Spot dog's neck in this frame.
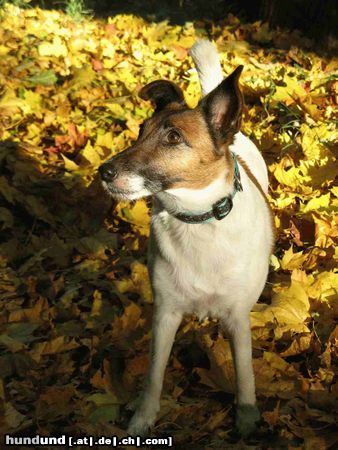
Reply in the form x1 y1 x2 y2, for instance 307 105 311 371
155 166 235 218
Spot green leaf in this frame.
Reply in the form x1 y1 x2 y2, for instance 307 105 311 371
7 323 39 343
88 405 119 424
87 392 121 406
28 70 58 86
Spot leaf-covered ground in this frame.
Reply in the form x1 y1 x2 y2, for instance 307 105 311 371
0 4 337 449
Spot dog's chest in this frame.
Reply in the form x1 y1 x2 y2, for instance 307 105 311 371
150 214 248 318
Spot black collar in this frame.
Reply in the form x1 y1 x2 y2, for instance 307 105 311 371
172 152 243 224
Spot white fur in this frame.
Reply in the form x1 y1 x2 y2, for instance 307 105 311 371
128 40 273 437
165 171 233 214
189 40 224 96
232 132 269 194
102 174 152 200
126 173 147 191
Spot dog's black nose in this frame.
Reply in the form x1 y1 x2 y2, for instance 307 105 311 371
99 163 118 182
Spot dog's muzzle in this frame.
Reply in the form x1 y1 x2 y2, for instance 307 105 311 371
98 161 131 197
98 159 153 200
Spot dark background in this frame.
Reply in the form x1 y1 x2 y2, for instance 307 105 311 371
35 0 338 43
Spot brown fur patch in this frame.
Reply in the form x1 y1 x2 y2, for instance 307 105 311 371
128 106 231 190
164 108 226 189
236 155 276 253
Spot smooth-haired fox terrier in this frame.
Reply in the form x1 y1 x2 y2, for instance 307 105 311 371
99 40 274 437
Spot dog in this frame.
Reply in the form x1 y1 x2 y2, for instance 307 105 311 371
99 40 274 437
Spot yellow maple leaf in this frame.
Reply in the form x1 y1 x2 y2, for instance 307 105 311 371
61 154 80 171
251 277 310 338
301 193 331 213
116 199 150 236
26 123 42 144
105 103 126 120
272 163 309 188
38 36 68 57
308 271 338 304
130 261 152 303
281 335 311 357
95 132 115 150
111 301 144 340
0 45 10 56
91 290 103 317
280 247 308 270
300 123 336 160
0 89 26 116
80 141 102 168
21 90 42 115
312 213 337 248
270 75 307 106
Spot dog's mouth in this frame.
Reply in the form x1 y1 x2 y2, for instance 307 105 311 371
101 180 137 200
100 172 155 201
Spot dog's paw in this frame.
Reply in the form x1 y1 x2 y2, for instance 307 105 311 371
236 404 260 438
127 407 157 437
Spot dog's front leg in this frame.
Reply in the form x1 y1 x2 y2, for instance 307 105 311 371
127 305 182 436
222 312 260 437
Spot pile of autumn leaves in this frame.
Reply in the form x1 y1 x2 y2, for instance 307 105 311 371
0 3 337 447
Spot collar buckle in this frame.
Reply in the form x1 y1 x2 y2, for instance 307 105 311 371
212 197 233 220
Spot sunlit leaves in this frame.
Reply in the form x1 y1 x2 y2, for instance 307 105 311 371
0 3 336 446
38 36 68 57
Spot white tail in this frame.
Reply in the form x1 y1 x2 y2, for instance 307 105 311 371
189 40 224 96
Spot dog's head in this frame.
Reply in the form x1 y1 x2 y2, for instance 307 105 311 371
99 66 243 200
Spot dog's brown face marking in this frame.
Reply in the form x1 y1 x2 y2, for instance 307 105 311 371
99 68 243 197
135 106 226 190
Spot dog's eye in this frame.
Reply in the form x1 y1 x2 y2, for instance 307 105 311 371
166 130 182 145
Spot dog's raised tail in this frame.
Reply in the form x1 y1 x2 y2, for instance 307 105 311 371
189 40 224 96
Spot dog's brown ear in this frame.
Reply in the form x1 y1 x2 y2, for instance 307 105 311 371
200 65 243 144
139 80 185 112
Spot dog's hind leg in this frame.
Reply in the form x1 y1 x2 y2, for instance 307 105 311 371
127 305 182 436
221 310 260 437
